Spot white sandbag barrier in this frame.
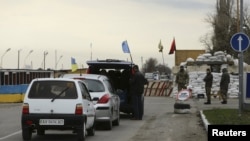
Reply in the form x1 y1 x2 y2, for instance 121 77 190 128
169 71 240 99
144 80 174 96
170 51 250 99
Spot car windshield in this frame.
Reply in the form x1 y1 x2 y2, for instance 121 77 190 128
28 81 78 99
82 79 105 92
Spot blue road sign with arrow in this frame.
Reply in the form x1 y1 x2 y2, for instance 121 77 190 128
230 32 250 52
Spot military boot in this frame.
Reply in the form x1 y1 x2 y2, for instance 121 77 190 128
204 100 211 104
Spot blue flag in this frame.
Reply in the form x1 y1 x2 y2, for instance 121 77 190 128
122 40 130 53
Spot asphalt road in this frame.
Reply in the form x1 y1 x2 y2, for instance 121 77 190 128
0 96 239 141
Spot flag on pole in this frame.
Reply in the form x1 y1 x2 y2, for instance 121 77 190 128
122 40 130 53
71 57 78 72
158 40 163 52
169 38 176 54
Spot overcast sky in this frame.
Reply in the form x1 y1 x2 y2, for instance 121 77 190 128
0 0 248 70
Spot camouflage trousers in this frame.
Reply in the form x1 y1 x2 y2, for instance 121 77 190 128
220 89 228 102
177 83 187 92
205 87 212 101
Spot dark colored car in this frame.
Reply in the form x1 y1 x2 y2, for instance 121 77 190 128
86 59 144 116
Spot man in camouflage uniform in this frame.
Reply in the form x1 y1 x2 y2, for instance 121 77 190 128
175 66 189 91
220 68 230 104
203 68 213 104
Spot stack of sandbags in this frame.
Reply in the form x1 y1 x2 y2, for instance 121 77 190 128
188 72 239 99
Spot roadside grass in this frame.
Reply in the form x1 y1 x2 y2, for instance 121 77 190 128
202 109 250 124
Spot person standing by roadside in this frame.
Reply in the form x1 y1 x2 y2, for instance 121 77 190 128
220 68 230 104
129 65 148 120
203 68 213 104
175 66 189 91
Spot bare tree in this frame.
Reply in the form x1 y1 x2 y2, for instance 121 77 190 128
142 57 172 75
201 0 250 64
142 58 158 73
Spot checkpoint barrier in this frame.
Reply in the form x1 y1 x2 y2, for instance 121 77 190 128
0 84 28 103
144 80 174 96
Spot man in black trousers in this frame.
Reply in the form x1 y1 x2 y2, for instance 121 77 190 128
129 65 148 120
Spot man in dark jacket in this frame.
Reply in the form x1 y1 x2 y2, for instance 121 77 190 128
129 65 148 120
203 68 213 104
220 68 230 104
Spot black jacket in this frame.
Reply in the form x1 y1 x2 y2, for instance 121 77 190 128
203 72 213 87
129 71 148 95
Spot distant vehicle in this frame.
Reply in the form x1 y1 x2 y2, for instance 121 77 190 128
86 59 145 116
61 73 120 130
145 72 160 80
160 74 169 81
153 72 160 80
21 78 96 141
145 73 154 80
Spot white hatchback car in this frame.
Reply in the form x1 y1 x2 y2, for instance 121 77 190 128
21 78 96 141
61 74 120 130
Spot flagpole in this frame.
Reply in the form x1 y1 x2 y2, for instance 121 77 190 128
158 39 164 66
122 40 133 63
129 52 133 63
90 43 92 61
161 51 165 66
126 40 133 63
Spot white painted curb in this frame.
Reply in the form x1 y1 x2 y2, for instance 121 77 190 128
200 110 210 132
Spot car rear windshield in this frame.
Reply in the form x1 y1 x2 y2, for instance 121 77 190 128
81 79 105 92
28 81 78 99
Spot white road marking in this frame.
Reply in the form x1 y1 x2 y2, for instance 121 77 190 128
0 130 21 140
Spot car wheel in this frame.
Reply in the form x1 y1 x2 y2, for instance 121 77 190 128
113 110 120 126
87 120 95 136
37 129 45 136
174 102 191 114
22 127 32 141
77 121 86 141
105 118 112 130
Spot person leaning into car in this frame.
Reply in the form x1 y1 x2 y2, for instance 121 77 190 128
129 65 148 120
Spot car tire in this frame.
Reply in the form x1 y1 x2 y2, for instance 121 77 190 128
113 110 120 126
87 121 95 136
174 102 191 114
22 127 32 141
37 129 45 136
77 121 86 141
105 118 112 130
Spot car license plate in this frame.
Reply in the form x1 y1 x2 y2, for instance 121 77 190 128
39 119 64 125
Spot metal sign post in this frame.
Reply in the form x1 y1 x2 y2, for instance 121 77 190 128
230 33 250 116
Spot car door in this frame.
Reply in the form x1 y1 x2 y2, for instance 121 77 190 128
78 81 95 128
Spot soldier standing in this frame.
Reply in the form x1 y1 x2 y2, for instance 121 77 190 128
175 66 189 91
220 68 230 104
203 68 213 104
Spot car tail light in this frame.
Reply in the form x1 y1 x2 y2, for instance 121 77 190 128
75 104 83 115
98 94 110 104
22 103 29 114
